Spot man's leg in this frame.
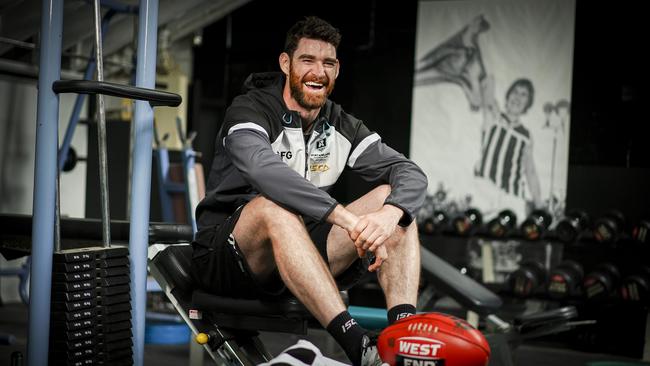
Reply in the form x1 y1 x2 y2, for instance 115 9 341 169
325 184 421 313
376 220 420 312
232 196 371 365
231 196 346 326
320 185 421 364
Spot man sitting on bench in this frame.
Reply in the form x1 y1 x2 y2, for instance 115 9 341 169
192 16 428 366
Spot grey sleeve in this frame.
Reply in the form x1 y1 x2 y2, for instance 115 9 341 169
348 136 428 226
225 129 338 222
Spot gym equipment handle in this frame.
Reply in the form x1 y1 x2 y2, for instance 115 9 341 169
52 80 182 107
0 214 193 246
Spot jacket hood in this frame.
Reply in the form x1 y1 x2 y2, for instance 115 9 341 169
241 72 285 94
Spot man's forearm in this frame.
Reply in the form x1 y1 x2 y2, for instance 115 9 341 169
381 204 406 224
326 204 359 232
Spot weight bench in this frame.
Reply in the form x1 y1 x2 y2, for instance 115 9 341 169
148 244 318 365
148 243 581 366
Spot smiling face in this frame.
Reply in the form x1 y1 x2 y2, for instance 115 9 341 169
504 79 534 118
505 85 531 116
280 38 339 113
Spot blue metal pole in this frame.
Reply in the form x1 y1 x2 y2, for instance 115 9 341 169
28 0 63 364
154 148 176 222
129 0 158 364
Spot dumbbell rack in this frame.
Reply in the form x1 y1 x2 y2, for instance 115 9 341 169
49 247 133 366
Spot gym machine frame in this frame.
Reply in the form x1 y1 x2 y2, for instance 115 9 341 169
29 0 179 365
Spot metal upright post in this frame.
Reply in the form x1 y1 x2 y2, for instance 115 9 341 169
58 10 116 172
28 0 63 364
129 0 159 364
92 0 111 247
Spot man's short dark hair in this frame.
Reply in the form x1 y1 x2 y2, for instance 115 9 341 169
506 78 535 113
284 16 341 57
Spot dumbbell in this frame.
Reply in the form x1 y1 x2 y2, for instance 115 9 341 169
619 267 650 303
582 263 620 301
631 219 650 244
487 209 517 238
452 208 482 236
420 210 448 235
507 261 547 298
547 260 584 300
520 209 552 240
593 210 625 243
555 210 589 244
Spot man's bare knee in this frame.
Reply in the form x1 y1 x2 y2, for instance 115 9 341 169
235 196 300 242
249 196 302 233
343 184 392 217
249 196 294 219
362 184 391 211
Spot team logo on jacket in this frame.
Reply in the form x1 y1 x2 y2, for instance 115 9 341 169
310 164 329 172
277 151 293 160
310 151 330 163
316 138 327 151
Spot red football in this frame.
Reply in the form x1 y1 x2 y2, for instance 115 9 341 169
377 313 490 366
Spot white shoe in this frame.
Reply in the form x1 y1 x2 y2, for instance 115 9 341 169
360 333 386 366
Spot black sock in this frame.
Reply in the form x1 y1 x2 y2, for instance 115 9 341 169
387 304 416 325
326 311 366 365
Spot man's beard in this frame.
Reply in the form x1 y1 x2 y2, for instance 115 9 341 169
289 66 335 110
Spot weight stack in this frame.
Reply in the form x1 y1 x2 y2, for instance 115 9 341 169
49 246 133 366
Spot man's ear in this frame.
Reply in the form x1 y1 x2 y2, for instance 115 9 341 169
335 61 340 79
279 52 290 76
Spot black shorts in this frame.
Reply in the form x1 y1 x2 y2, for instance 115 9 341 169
191 205 369 299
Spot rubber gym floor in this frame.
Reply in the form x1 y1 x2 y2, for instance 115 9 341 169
1 302 648 365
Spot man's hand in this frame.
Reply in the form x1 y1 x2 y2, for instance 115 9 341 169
327 204 402 272
367 245 388 272
350 205 403 253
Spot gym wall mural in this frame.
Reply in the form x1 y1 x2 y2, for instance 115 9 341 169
410 0 576 224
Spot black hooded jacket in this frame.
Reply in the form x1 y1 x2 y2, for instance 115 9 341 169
196 72 428 229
